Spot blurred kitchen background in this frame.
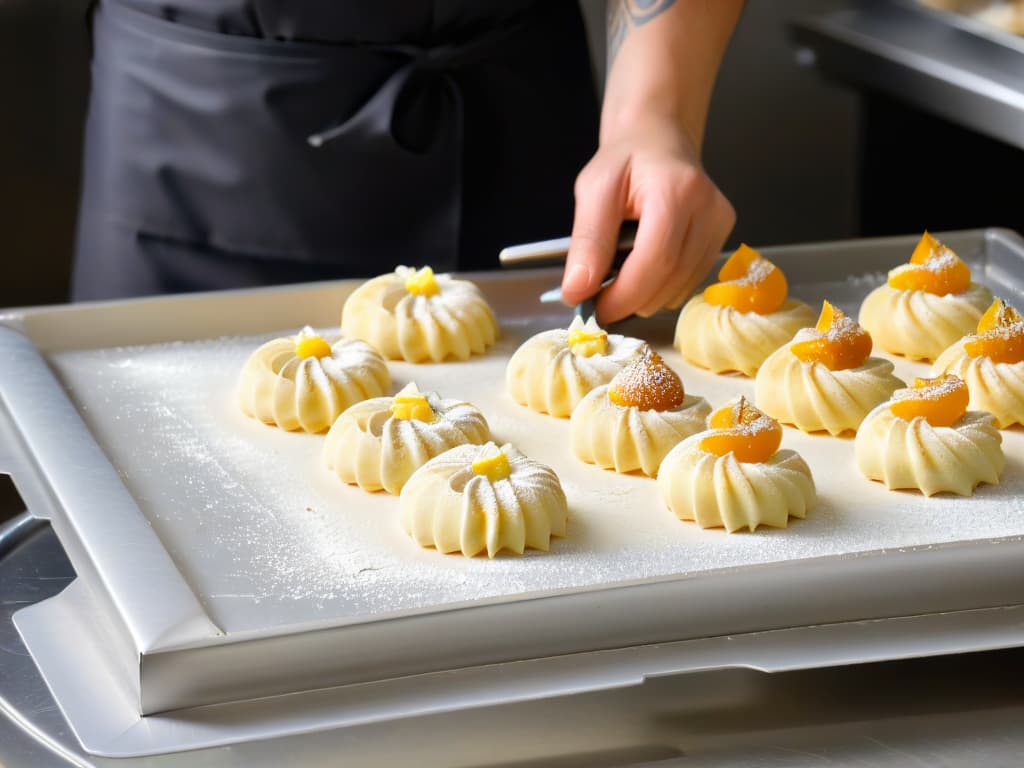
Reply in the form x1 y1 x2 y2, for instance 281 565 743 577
2 0 1023 313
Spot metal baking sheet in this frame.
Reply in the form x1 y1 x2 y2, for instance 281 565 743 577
5 229 1024 756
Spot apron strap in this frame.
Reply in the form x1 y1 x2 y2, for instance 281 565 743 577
306 17 530 149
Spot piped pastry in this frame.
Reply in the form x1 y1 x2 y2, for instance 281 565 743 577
855 375 1004 496
658 398 815 531
570 350 710 476
755 301 904 435
238 327 390 433
505 315 647 418
932 298 1024 428
400 442 568 558
323 382 490 494
341 266 499 363
674 244 815 376
859 231 993 361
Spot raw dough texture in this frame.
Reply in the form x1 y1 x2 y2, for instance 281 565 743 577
400 442 568 558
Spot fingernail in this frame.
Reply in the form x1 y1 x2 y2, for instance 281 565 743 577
563 263 592 295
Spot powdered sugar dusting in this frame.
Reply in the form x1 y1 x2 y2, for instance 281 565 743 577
921 246 959 272
608 351 685 411
974 325 1024 344
736 258 774 287
718 397 778 437
45 291 1024 637
892 375 965 402
889 245 964 280
825 314 863 343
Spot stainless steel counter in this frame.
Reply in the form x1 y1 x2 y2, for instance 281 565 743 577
791 0 1024 149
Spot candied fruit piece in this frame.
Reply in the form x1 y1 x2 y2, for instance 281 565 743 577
790 300 873 371
471 444 512 482
977 297 1024 332
404 266 440 297
887 232 971 295
294 333 333 360
889 375 969 427
703 244 788 315
389 382 436 422
699 396 782 463
964 298 1024 364
607 350 685 411
567 316 609 357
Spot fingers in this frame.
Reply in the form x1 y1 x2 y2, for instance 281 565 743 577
569 140 737 323
667 189 736 309
595 183 688 322
562 156 629 308
638 207 709 317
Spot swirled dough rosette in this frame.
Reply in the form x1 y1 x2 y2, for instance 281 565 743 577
932 342 1024 429
570 351 710 476
341 266 498 363
659 440 816 531
755 303 904 435
658 398 815 531
859 283 992 362
400 442 568 558
858 232 992 362
675 299 814 377
931 299 1024 428
238 328 390 433
854 376 1004 496
675 244 814 376
323 382 490 494
506 316 647 418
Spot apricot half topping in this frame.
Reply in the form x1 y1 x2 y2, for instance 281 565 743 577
607 350 685 411
703 244 788 315
886 232 971 295
699 397 782 464
404 266 440 297
964 298 1024 364
567 316 609 357
889 375 969 427
790 300 873 370
389 382 436 422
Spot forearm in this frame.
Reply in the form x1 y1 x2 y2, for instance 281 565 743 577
603 0 744 152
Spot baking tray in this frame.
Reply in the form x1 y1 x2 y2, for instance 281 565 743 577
4 229 1024 757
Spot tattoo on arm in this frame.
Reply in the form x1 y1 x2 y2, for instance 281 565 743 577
606 0 677 68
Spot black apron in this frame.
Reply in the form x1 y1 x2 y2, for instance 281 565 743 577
72 0 598 299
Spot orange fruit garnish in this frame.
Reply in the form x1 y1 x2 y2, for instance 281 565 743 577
295 334 333 360
889 375 969 427
404 266 440 297
567 316 609 357
699 397 783 463
790 300 873 371
886 232 971 295
607 350 686 411
389 383 436 422
472 444 512 482
964 299 1024 364
703 244 788 315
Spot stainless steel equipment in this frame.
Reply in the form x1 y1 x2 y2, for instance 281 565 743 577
791 0 1024 149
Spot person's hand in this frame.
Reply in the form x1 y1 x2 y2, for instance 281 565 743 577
561 117 735 324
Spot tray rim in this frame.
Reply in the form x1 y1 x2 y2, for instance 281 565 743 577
5 226 1024 715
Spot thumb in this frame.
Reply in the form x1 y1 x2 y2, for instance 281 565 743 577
562 160 628 307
